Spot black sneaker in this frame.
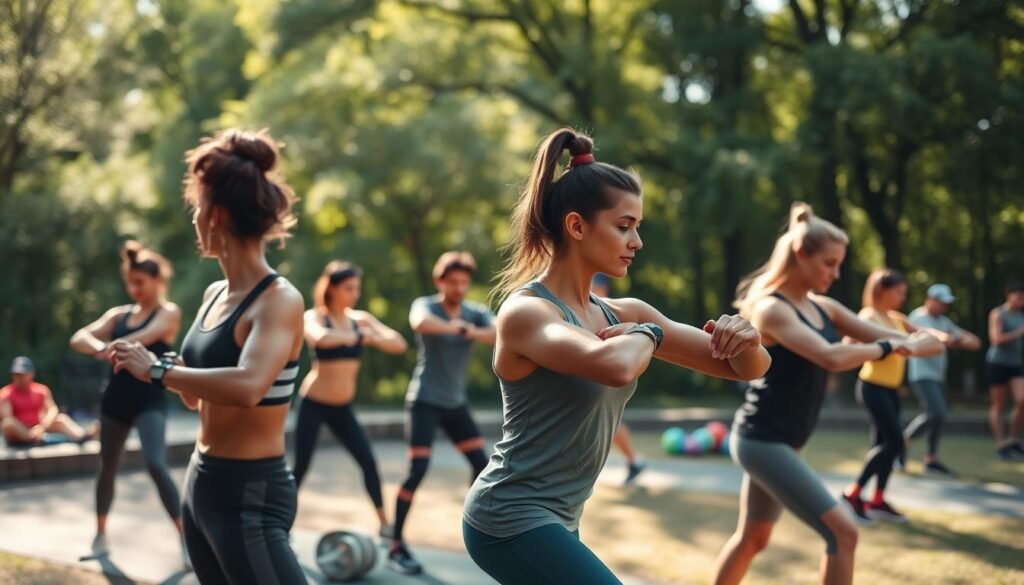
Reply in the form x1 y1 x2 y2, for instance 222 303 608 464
997 445 1016 461
1009 442 1024 458
840 493 873 526
925 460 957 477
388 544 423 575
865 500 909 524
624 461 646 485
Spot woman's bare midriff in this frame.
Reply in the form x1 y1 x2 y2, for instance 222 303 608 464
196 402 289 459
300 359 361 405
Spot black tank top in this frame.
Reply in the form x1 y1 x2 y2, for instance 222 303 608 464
102 306 171 417
180 274 298 406
734 292 840 448
312 314 363 361
112 306 171 356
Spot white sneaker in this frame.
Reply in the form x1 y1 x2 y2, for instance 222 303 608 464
90 534 109 557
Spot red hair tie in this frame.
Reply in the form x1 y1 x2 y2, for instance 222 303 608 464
569 153 595 167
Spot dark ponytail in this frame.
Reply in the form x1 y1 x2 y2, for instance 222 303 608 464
494 128 640 300
120 240 173 281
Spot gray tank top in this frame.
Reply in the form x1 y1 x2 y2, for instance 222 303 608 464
463 282 638 538
986 307 1024 366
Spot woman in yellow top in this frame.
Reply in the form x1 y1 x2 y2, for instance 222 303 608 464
841 269 941 524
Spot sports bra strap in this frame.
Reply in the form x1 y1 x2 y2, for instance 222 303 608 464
121 305 161 332
770 291 829 329
199 273 281 328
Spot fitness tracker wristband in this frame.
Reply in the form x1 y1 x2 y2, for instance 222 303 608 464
877 341 893 360
150 352 178 389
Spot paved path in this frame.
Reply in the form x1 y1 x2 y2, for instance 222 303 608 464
1 432 1020 585
0 440 660 585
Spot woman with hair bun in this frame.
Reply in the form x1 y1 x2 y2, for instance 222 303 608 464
70 240 185 564
293 260 407 536
461 128 771 584
110 129 307 583
713 205 939 585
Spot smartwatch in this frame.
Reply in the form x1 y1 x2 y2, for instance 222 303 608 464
150 352 178 389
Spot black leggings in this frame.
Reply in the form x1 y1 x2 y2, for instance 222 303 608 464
854 380 902 492
394 401 488 542
292 397 383 508
182 452 305 585
95 411 180 521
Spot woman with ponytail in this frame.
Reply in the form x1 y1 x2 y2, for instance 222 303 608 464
70 241 186 565
461 128 771 584
713 205 939 585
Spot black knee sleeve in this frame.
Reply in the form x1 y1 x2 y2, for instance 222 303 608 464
402 457 430 492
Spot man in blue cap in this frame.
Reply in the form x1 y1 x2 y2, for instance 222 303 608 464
1 356 95 446
903 284 981 475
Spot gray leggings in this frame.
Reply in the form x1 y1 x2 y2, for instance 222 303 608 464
96 411 181 520
732 433 838 553
903 380 947 456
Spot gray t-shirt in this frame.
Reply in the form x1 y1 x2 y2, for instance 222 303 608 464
463 282 637 538
986 307 1024 367
907 307 955 383
405 295 494 408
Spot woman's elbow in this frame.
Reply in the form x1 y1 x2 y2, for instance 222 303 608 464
820 354 848 373
599 357 640 387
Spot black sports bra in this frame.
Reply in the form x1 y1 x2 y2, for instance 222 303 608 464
313 314 363 361
180 274 297 406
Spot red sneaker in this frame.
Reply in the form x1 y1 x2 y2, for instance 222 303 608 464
840 493 873 526
865 500 909 524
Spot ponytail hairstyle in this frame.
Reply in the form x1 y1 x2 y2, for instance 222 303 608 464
183 128 298 247
862 268 907 310
313 260 363 311
494 128 641 300
734 202 848 317
120 240 173 282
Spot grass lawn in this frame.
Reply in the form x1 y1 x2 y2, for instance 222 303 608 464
0 551 139 585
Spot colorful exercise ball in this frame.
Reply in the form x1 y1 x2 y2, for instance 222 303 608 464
661 427 686 455
719 431 731 456
691 428 716 452
684 434 705 455
706 421 729 449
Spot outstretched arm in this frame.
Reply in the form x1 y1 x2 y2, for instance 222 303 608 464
756 297 913 372
606 298 771 381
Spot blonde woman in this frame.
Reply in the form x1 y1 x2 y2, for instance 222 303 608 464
713 204 937 585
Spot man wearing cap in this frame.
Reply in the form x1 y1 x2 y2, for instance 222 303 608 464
902 284 981 475
0 356 95 446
